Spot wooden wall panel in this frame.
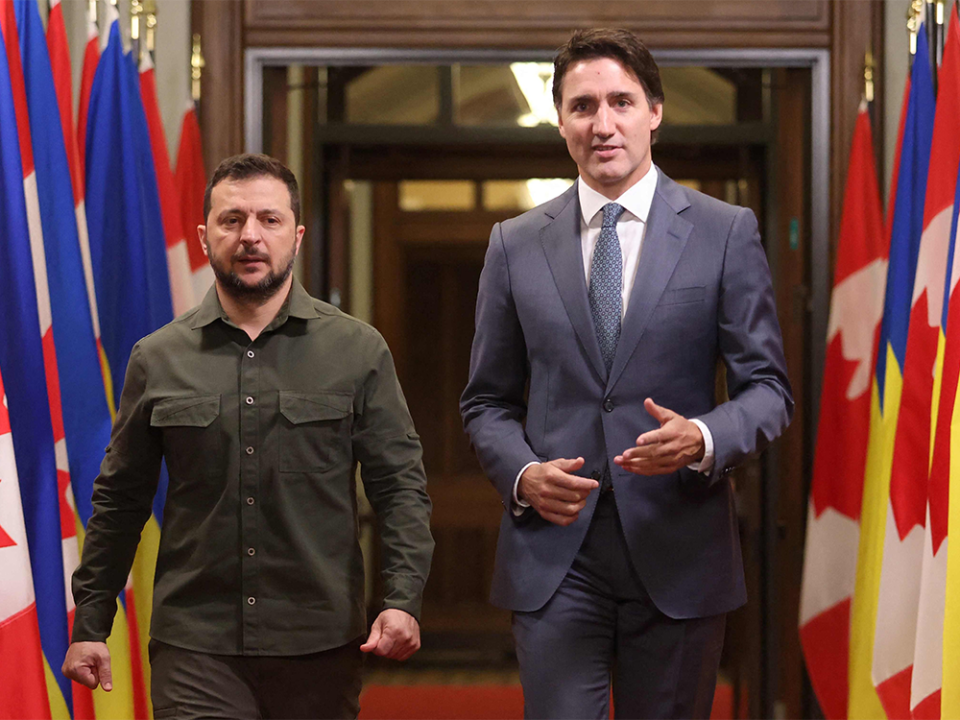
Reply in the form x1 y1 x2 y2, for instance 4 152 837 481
244 0 830 48
247 28 832 51
247 0 828 26
830 0 885 259
192 0 244 175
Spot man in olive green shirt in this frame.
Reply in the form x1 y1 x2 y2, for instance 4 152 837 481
63 154 433 719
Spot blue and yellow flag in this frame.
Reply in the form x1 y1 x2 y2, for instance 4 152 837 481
848 24 936 720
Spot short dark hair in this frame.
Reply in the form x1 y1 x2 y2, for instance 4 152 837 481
203 153 301 225
552 28 665 140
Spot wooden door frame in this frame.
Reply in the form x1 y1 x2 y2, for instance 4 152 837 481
245 49 822 718
241 46 832 415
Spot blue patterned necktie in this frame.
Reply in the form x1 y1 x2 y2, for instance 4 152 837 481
589 202 626 374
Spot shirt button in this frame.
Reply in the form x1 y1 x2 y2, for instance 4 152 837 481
246 396 255 405
247 350 255 358
247 596 256 605
247 547 256 556
246 446 255 455
246 497 255 505
603 398 614 412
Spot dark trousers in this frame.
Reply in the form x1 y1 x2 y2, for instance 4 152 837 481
149 637 363 720
513 491 726 720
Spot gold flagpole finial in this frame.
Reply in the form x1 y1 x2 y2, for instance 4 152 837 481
908 0 924 56
864 48 875 103
191 33 205 102
144 0 157 54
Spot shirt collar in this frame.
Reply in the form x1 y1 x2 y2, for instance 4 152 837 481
191 279 320 330
578 164 658 226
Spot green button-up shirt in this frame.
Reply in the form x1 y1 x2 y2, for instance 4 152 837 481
71 281 433 656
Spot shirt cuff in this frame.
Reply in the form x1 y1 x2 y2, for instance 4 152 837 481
688 419 714 473
512 461 539 516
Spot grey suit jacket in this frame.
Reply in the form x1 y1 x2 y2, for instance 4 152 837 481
460 170 793 619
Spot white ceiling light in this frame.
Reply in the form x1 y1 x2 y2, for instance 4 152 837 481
510 63 558 127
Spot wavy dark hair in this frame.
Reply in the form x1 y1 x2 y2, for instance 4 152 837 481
552 28 665 141
204 153 301 225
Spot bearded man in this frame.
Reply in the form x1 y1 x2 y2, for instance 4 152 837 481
63 154 434 720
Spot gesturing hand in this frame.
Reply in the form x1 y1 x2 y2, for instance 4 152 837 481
360 608 421 661
614 398 705 476
62 641 113 691
518 457 598 526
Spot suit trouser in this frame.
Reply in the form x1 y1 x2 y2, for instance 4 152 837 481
513 490 726 720
149 637 363 720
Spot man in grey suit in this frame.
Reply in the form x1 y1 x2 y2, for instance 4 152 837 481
460 28 793 719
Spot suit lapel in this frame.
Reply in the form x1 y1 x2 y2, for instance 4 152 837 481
540 184 607 382
607 173 693 390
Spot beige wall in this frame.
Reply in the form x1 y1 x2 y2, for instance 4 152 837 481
884 0 911 204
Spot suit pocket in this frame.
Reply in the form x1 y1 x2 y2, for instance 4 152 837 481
150 395 223 476
278 391 353 472
659 285 706 305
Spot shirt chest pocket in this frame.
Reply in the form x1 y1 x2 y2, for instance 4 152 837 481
278 391 353 473
150 395 223 477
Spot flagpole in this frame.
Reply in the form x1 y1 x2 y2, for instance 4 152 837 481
927 0 937 81
191 32 204 120
130 0 143 65
863 46 876 134
144 0 156 63
936 0 946 68
909 0 923 67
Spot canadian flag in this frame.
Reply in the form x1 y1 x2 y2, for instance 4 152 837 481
176 101 213 300
140 53 195 316
0 368 51 720
799 103 887 719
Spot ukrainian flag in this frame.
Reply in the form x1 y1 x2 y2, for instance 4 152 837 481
848 25 936 720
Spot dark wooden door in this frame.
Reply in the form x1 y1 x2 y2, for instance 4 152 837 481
373 183 521 648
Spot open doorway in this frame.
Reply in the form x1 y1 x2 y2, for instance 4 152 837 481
250 52 823 719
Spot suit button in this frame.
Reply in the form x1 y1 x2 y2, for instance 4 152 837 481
603 398 614 412
591 471 602 481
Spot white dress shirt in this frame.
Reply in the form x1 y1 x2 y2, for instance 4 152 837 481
513 167 714 509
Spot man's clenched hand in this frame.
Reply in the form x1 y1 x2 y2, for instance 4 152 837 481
518 457 598 526
63 641 112 691
360 608 421 661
